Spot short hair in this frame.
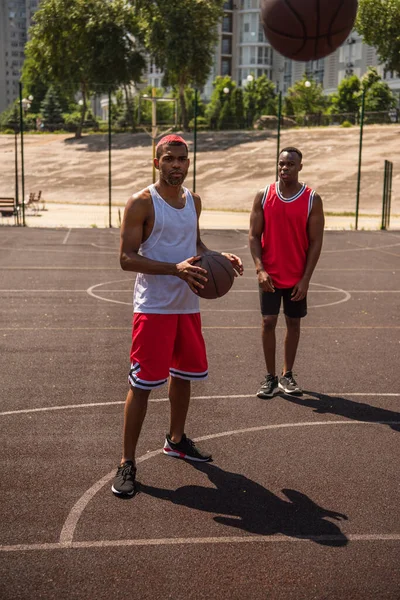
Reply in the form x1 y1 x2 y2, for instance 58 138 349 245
279 147 302 161
156 134 188 159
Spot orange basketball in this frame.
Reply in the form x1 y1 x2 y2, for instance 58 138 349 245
260 0 358 62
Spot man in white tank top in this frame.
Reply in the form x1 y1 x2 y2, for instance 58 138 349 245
112 135 243 497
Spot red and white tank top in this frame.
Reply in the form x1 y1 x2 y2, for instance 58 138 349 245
261 182 315 288
133 184 200 314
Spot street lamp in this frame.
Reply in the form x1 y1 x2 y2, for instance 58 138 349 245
21 97 32 112
223 87 230 94
304 80 311 88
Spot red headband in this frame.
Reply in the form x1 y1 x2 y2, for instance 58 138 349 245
156 134 188 150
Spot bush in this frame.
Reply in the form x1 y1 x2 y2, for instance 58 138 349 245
63 112 81 132
188 116 208 130
341 120 353 128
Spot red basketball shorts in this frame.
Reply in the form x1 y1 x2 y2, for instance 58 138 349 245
129 313 208 390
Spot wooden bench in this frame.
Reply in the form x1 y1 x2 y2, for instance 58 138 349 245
0 197 21 225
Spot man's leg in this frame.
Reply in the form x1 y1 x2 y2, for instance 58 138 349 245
168 376 190 444
163 375 211 461
121 386 151 464
283 315 301 374
278 315 303 395
257 314 280 399
262 315 278 375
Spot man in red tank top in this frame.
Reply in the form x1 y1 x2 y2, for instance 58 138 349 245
249 147 325 398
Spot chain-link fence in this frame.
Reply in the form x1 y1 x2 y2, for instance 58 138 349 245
0 83 398 228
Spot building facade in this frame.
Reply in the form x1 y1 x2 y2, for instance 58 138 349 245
0 0 40 112
1 0 399 114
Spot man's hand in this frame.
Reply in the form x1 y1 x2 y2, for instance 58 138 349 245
291 277 309 301
176 256 208 294
221 252 244 277
258 269 275 293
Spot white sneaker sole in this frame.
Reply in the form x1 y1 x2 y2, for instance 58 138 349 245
163 447 211 462
111 485 135 496
278 382 303 395
257 385 280 399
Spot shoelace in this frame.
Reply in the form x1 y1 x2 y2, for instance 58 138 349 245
118 463 135 480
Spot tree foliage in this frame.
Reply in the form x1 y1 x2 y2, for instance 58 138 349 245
328 75 361 114
41 86 65 130
243 75 277 123
286 75 326 116
137 0 225 130
356 0 400 74
361 67 397 112
23 0 145 136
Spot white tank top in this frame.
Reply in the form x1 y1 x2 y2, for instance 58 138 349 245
133 184 200 314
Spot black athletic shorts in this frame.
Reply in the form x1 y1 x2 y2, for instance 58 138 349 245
259 286 307 318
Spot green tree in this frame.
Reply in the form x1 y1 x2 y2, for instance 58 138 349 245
137 0 225 130
243 75 277 125
328 75 361 115
361 67 397 113
205 76 235 129
356 0 400 74
41 86 65 131
286 75 326 118
23 0 145 137
231 87 245 129
0 103 20 132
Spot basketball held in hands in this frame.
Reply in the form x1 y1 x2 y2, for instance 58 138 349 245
194 252 235 300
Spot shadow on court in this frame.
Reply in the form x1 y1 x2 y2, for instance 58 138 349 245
283 392 400 432
140 461 349 547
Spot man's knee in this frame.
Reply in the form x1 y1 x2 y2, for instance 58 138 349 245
285 315 301 333
262 315 278 333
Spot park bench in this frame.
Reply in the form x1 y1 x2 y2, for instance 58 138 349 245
0 197 20 225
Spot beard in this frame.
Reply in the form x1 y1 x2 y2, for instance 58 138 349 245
164 171 186 186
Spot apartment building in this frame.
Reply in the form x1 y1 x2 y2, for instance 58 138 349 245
0 0 39 112
201 2 400 99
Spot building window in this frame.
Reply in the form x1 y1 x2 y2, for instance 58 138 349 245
222 37 231 55
222 14 232 33
221 58 231 76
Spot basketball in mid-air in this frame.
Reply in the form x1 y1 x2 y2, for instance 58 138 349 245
260 0 358 62
194 251 235 300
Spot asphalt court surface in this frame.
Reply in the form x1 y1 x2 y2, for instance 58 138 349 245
0 227 399 599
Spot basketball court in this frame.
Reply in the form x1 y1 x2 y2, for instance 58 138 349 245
0 227 399 599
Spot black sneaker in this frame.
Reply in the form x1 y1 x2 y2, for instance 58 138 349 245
279 371 303 395
257 374 279 398
111 461 137 497
163 433 212 462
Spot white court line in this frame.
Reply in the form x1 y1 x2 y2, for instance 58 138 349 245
323 242 400 254
58 419 400 546
62 229 72 245
1 393 399 417
86 280 352 309
2 533 400 553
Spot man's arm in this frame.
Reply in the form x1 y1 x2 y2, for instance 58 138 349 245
119 192 207 293
249 189 274 292
291 193 325 301
193 192 243 276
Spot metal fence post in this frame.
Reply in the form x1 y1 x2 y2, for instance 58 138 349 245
193 89 198 193
355 89 365 231
19 82 26 226
108 88 112 228
381 160 388 230
275 91 282 181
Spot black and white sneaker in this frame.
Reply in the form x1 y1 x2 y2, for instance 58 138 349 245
111 461 137 497
257 374 279 399
163 433 212 462
279 371 303 395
